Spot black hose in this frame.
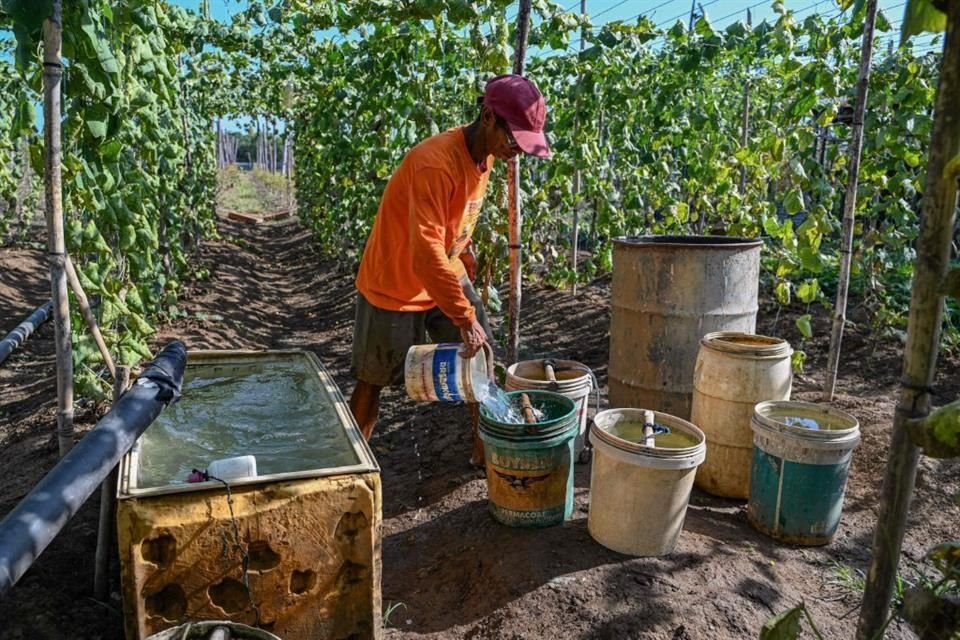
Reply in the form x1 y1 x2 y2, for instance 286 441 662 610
0 301 53 366
0 341 187 597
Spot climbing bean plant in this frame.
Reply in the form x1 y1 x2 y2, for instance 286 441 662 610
1 0 225 395
0 43 37 240
279 0 953 346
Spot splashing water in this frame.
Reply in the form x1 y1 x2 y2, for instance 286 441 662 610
476 381 544 424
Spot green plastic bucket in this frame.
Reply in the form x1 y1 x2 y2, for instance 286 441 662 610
748 401 860 545
479 391 578 527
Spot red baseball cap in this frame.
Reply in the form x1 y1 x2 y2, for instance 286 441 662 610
483 74 551 159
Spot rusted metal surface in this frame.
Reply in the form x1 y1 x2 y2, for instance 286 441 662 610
608 235 762 420
118 473 382 640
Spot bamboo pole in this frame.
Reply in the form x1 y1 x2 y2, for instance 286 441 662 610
216 118 223 168
571 0 586 297
43 2 74 457
823 0 879 401
739 9 752 195
93 365 129 601
855 4 960 637
507 0 533 366
64 256 116 380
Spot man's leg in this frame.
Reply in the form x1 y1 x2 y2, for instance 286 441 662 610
350 380 383 440
350 293 424 441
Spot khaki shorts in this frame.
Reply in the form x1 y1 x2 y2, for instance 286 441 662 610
351 282 493 387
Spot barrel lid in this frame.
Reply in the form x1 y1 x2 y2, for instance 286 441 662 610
700 331 792 358
613 235 762 249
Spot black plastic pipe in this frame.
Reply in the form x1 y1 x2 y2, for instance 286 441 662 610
0 301 53 366
0 341 186 597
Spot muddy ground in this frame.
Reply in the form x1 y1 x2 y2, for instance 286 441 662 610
1 215 957 640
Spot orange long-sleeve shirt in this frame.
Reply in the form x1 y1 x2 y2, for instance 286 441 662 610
355 127 492 327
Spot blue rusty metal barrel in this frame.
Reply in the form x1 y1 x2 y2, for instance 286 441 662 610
609 236 762 420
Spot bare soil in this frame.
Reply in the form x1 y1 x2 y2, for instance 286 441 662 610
1 216 958 640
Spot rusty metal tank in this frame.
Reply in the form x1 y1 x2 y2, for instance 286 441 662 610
608 235 763 420
117 350 381 640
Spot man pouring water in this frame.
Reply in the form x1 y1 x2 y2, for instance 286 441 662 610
349 74 552 465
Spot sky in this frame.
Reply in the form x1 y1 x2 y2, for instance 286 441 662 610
170 0 941 55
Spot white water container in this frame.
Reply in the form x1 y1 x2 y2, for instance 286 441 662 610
588 408 706 556
207 455 257 481
405 343 493 403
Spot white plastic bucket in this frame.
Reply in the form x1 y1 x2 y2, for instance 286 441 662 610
207 455 258 481
405 343 493 403
588 408 706 556
146 621 281 639
506 359 596 456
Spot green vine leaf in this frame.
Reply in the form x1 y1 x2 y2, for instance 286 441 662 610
760 605 802 640
900 0 947 43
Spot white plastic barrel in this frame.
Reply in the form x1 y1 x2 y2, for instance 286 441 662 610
506 359 596 457
588 408 706 556
691 332 793 498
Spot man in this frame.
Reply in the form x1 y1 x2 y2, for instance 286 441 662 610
349 74 551 465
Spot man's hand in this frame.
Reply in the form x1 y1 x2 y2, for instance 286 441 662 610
461 243 478 282
459 318 488 358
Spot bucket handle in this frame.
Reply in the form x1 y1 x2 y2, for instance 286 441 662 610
482 342 495 380
542 359 600 416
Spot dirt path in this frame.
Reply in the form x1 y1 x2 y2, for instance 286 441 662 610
1 217 958 639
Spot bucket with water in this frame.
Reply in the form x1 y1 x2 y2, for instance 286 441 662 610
479 391 578 527
588 408 706 556
506 358 597 460
405 343 493 403
748 401 860 545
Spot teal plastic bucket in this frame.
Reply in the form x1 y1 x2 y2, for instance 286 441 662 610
748 401 860 545
479 391 578 527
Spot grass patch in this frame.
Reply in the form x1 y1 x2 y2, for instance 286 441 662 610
218 166 289 214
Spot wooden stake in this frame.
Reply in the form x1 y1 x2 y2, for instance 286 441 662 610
823 0 879 401
856 4 960 637
571 0 586 297
64 256 116 379
543 360 557 383
506 0 533 366
93 365 129 601
519 392 537 424
43 2 74 457
739 9 752 195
